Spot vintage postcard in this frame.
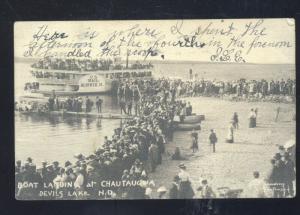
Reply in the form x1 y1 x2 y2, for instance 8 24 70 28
14 19 295 200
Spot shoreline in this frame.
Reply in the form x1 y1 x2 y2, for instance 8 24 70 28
147 96 295 198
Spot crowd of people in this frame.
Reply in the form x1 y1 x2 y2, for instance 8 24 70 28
243 145 295 198
15 76 295 200
174 78 295 98
15 80 203 200
31 57 153 71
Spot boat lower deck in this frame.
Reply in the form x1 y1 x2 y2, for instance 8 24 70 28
16 110 133 120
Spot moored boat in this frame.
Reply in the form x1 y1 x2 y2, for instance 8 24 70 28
182 114 205 124
174 123 201 131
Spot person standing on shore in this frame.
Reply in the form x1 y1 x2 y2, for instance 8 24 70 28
248 109 257 128
244 171 270 198
232 112 239 129
179 104 187 123
275 107 280 122
177 163 195 199
191 129 199 153
191 136 198 153
226 122 235 143
209 129 217 153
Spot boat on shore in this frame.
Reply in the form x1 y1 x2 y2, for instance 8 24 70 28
174 123 201 131
182 114 205 124
173 114 205 124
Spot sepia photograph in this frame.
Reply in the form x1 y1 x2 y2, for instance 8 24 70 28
14 19 296 200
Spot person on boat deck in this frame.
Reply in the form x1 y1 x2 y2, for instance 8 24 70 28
85 96 93 113
248 108 257 128
78 97 83 112
96 96 103 113
48 97 54 111
127 100 133 115
119 98 127 114
54 97 59 111
209 129 217 153
225 121 235 143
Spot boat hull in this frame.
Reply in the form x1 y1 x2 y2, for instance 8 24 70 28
182 115 205 124
174 123 201 131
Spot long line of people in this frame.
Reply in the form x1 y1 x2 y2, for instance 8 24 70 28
15 87 192 199
119 78 295 103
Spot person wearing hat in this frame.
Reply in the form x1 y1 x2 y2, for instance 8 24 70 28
282 152 295 197
40 161 48 182
157 186 167 199
52 161 61 177
65 161 72 168
270 153 285 197
26 157 33 164
74 153 84 161
177 163 195 199
169 175 180 199
197 179 216 198
278 145 286 157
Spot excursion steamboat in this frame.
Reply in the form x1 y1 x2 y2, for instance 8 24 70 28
25 57 154 96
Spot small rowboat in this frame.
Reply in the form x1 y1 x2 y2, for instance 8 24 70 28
173 114 205 124
174 123 201 131
182 115 205 124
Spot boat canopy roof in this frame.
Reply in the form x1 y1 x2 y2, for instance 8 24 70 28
31 68 153 75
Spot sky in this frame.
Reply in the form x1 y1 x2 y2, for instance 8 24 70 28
14 19 295 64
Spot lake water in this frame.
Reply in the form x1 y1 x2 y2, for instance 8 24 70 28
14 61 295 167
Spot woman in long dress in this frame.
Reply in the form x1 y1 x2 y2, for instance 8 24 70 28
177 163 195 198
249 109 257 128
226 122 234 143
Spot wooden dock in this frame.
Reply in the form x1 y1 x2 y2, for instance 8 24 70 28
16 110 134 120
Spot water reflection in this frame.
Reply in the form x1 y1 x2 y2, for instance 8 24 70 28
15 94 123 165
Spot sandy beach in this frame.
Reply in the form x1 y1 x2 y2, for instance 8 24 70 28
149 96 295 198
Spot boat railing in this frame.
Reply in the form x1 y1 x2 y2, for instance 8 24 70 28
35 77 79 85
